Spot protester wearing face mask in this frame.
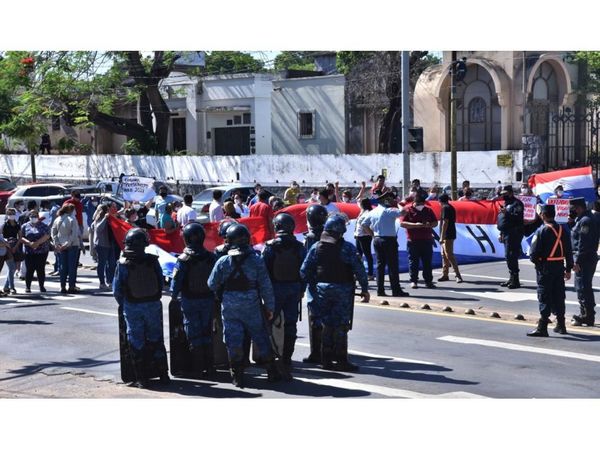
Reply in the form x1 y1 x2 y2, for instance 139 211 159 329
89 204 116 290
233 193 250 217
550 184 572 200
309 188 320 203
51 204 81 294
283 181 301 206
341 190 354 203
400 192 438 289
21 210 51 294
147 185 176 225
125 208 139 227
1 208 21 294
13 201 25 221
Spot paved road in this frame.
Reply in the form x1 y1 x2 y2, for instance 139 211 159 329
1 254 599 398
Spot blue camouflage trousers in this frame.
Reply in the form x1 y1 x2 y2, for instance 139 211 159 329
306 283 322 327
317 283 354 349
180 297 214 348
221 294 272 365
273 282 303 339
123 300 167 361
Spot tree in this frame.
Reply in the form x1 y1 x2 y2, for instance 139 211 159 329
273 51 315 71
204 51 264 74
573 52 600 107
0 51 183 154
341 51 440 152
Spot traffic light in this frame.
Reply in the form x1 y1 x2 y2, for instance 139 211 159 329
408 127 423 153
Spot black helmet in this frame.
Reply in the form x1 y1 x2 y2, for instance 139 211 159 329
306 204 328 229
124 227 149 250
183 222 205 249
226 223 251 248
273 213 295 235
218 219 238 238
324 214 347 235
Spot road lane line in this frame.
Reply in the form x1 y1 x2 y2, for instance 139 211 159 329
60 307 118 317
433 270 597 290
295 342 436 366
13 299 40 304
437 335 600 363
293 377 489 398
449 290 580 306
355 303 600 335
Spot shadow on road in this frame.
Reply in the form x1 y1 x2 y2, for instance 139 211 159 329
0 357 119 382
403 294 480 302
148 377 262 398
561 332 600 342
0 319 52 325
12 303 60 309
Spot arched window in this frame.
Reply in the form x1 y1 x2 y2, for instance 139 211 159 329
455 65 501 151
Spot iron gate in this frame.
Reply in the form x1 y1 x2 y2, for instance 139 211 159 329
548 107 600 179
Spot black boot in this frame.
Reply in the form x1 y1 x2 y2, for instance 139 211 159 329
282 335 296 367
156 351 171 385
320 326 335 370
527 318 549 337
333 331 359 372
230 363 245 388
190 346 205 378
302 322 322 364
500 275 512 287
266 360 282 382
507 274 521 289
203 344 216 378
553 316 567 334
131 349 149 389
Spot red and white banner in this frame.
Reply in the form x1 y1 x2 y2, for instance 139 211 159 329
546 198 571 224
517 195 538 221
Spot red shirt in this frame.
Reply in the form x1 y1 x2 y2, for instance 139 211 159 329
403 205 437 241
249 201 274 238
64 198 83 227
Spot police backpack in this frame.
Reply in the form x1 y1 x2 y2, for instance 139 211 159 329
179 253 213 298
267 239 303 282
123 256 162 302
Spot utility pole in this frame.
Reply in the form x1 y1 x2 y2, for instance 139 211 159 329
450 51 457 200
401 51 410 198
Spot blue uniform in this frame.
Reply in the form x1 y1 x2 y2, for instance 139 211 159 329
113 254 166 362
303 229 322 322
170 250 216 348
262 235 307 355
571 211 599 321
207 250 275 365
301 237 368 359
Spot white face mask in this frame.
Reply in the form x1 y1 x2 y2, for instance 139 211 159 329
235 198 242 205
556 189 564 196
521 188 529 194
310 194 318 201
415 205 425 211
133 204 141 211
30 218 39 224
7 215 16 221
343 197 351 203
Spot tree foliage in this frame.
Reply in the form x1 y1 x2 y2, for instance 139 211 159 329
574 51 600 106
204 51 264 74
273 51 315 71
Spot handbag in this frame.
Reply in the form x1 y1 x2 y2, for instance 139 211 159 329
7 238 24 262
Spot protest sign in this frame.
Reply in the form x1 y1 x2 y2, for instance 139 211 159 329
120 176 156 202
546 198 571 223
517 195 538 221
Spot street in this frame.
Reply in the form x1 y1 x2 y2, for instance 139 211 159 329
1 254 599 399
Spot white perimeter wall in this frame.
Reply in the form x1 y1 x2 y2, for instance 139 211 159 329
0 150 522 187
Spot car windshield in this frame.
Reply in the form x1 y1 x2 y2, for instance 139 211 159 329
0 180 16 191
193 189 220 203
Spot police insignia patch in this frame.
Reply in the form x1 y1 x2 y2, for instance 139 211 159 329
581 226 589 234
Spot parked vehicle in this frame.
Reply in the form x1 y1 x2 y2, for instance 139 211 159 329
191 184 273 223
0 177 17 214
7 183 99 210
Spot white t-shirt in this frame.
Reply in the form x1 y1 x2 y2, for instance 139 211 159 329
177 204 197 226
209 200 224 222
323 202 339 214
234 202 250 218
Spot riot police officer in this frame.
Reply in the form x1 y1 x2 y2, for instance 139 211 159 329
527 204 573 337
113 228 169 388
569 197 599 326
170 223 217 377
300 214 370 372
302 204 328 364
208 223 281 388
497 185 525 289
262 213 307 369
214 219 238 259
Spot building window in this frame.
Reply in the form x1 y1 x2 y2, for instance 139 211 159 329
227 119 233 126
298 111 315 139
51 116 61 131
468 97 486 123
234 115 241 125
243 113 251 124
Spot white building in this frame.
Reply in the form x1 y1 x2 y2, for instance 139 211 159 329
160 72 346 155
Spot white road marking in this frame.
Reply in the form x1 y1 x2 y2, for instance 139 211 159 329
295 342 436 366
438 335 600 363
60 307 118 317
293 377 488 398
13 299 40 304
449 290 580 306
